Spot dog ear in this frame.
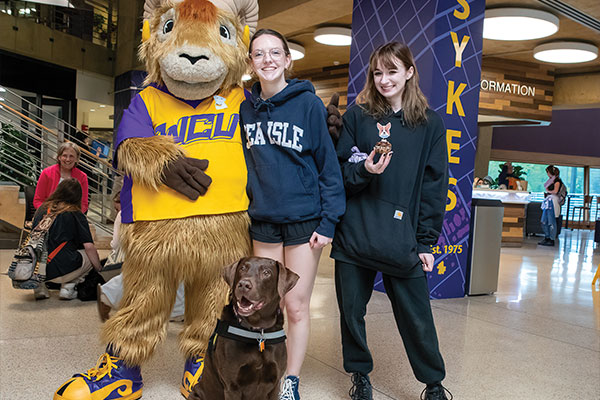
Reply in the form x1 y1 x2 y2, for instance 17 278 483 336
276 261 299 299
222 258 242 288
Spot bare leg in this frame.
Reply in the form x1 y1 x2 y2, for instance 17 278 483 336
282 243 321 376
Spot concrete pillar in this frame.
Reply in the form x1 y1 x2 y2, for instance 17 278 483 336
474 125 493 179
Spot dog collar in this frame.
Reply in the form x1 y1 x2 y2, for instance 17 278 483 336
213 319 286 352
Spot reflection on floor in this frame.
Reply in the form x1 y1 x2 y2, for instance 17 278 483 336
1 230 598 399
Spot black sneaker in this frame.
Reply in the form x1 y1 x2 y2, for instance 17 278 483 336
421 383 452 400
349 373 372 400
539 238 555 246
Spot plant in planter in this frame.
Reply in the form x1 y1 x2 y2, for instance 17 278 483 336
0 123 38 187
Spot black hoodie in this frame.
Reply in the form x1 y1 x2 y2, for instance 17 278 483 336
331 105 448 278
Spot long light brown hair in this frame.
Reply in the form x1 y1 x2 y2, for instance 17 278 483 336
357 42 429 127
39 178 83 216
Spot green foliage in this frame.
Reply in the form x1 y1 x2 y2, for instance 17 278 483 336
488 161 585 194
0 123 37 186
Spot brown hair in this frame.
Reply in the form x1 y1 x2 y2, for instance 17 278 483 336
248 28 293 76
56 142 81 165
546 165 560 177
41 178 82 215
357 42 429 127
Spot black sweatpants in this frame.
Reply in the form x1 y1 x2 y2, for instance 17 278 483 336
334 260 445 384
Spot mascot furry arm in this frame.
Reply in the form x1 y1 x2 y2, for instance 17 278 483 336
115 0 258 201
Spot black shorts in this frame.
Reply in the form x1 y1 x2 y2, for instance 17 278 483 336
249 218 320 247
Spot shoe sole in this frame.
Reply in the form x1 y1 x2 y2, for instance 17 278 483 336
180 384 191 398
53 388 142 400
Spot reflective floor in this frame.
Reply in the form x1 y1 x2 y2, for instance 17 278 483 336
1 230 599 399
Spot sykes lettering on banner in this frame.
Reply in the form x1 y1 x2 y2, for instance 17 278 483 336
437 0 471 277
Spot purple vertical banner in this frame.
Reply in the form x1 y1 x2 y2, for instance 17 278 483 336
348 0 485 298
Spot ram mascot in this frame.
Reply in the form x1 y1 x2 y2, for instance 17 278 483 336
53 0 258 399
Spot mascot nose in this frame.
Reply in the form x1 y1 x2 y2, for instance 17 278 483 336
180 53 209 65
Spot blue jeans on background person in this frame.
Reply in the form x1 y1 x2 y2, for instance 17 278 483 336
541 199 556 240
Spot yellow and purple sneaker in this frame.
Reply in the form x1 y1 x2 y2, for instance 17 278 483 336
54 352 142 400
180 356 204 398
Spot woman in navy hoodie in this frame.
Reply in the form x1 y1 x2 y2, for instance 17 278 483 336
240 29 345 400
332 42 450 400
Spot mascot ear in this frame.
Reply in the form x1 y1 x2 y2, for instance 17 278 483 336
243 25 250 48
142 20 150 42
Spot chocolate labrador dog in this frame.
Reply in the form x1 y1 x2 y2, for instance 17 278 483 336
189 256 299 400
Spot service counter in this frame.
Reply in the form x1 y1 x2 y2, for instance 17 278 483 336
472 189 531 247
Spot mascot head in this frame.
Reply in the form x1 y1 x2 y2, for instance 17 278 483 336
141 0 259 100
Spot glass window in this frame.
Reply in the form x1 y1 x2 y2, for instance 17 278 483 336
488 161 584 216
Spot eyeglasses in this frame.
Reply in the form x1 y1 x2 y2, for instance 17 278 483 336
250 48 286 60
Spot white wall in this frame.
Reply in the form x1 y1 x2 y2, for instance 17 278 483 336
76 70 114 106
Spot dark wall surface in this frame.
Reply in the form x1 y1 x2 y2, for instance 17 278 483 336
0 50 76 100
492 108 600 158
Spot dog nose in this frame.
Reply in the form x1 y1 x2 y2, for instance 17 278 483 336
238 279 252 291
179 53 209 64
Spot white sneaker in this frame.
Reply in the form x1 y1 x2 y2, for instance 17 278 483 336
59 283 78 300
33 284 50 300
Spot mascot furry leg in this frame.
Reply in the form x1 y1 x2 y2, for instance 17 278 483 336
53 0 258 399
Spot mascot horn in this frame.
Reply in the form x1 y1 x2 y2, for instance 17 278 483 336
53 0 258 399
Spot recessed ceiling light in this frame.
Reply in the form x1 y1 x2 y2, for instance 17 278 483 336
90 109 96 112
288 42 305 60
483 8 559 41
241 74 251 82
99 104 106 108
534 41 598 63
314 27 352 46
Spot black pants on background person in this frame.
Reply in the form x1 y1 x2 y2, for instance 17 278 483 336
334 260 446 384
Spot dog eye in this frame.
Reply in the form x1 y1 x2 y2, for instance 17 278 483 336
220 25 230 39
240 264 249 272
262 269 272 278
163 19 174 34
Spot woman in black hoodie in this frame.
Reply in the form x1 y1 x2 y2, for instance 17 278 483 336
332 42 450 400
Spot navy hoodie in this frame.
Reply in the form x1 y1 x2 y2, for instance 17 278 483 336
239 79 345 238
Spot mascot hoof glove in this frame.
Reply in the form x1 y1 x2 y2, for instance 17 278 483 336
180 356 204 398
54 353 142 400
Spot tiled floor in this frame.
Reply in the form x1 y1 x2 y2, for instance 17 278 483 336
1 230 599 399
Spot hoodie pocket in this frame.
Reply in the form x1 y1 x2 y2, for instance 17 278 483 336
340 196 419 269
248 164 319 219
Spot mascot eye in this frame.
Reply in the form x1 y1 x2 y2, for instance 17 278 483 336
220 25 231 40
163 19 174 34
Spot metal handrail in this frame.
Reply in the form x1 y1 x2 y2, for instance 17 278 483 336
0 97 119 176
0 94 119 234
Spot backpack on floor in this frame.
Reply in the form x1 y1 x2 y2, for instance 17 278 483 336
7 210 64 290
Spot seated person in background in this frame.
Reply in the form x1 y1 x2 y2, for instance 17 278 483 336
32 178 102 300
97 191 185 322
497 161 516 189
473 177 484 188
34 142 89 213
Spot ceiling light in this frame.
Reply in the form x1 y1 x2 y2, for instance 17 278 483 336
99 104 106 108
314 27 352 46
534 41 598 63
241 74 251 82
90 109 96 112
483 8 559 41
288 42 305 60
0 86 6 92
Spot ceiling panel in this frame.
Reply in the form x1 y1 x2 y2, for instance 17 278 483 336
257 0 600 76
